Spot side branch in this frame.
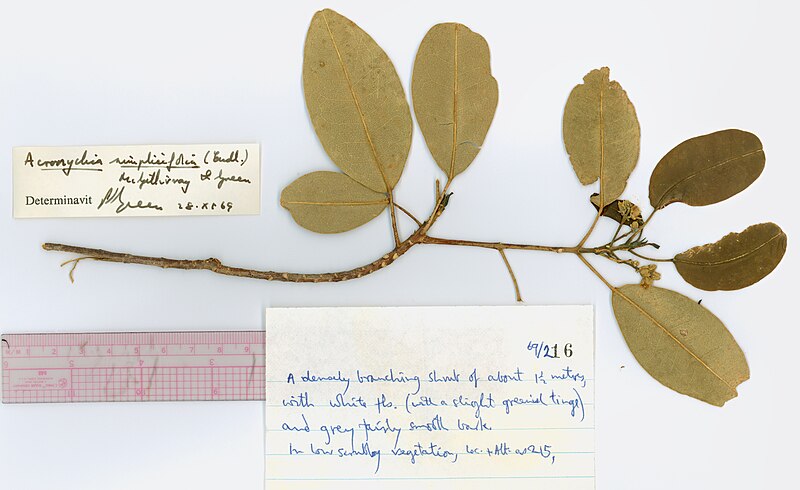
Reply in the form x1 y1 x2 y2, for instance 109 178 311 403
43 229 426 283
422 236 580 253
498 249 522 302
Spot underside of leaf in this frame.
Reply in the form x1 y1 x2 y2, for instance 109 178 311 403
563 67 640 208
674 222 787 291
649 129 765 209
612 284 749 407
281 171 388 234
412 22 498 179
303 9 412 193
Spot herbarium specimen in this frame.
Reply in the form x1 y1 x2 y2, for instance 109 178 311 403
43 9 787 407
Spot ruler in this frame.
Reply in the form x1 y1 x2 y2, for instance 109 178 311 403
1 331 264 403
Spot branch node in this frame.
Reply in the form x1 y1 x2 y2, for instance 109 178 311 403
205 258 222 270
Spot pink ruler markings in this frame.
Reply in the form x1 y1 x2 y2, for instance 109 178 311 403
1 331 265 403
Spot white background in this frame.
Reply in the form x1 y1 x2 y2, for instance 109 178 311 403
1 1 797 488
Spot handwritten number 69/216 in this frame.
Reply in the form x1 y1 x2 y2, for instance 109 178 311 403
527 341 573 359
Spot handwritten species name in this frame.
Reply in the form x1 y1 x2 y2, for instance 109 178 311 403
17 145 257 216
109 152 199 172
24 150 103 176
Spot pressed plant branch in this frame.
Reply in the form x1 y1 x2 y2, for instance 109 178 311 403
38 10 788 407
42 197 661 291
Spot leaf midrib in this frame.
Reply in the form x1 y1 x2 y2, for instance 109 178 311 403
321 10 392 193
282 199 388 207
614 287 738 397
654 148 764 208
675 232 783 267
598 75 605 208
448 23 460 179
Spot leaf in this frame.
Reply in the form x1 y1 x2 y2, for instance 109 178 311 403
649 129 765 209
590 193 644 227
674 222 787 291
280 171 388 234
611 284 749 406
303 9 412 193
563 67 640 208
411 23 498 178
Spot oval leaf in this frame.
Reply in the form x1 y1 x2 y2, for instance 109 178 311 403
612 284 749 406
674 222 787 291
649 129 765 209
303 9 412 193
412 23 498 178
281 171 388 234
563 67 640 208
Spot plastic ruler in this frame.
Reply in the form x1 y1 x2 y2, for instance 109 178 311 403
1 331 265 403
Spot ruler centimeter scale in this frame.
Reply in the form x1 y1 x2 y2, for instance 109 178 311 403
1 331 265 403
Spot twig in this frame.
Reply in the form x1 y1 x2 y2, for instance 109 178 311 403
61 257 94 283
42 184 656 296
393 203 422 227
498 249 522 302
576 253 616 291
576 210 602 249
610 221 624 242
422 236 578 253
628 250 674 263
600 251 640 271
386 191 401 247
44 230 653 286
45 230 425 283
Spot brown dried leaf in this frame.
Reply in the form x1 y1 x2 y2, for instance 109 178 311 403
412 23 498 178
563 67 640 208
649 129 765 209
590 193 644 227
303 9 412 193
281 171 388 234
674 222 787 291
612 284 749 406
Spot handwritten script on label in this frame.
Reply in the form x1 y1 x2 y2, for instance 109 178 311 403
265 306 595 489
12 143 260 218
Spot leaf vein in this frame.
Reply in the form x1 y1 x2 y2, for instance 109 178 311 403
674 232 783 266
655 149 764 208
614 288 737 396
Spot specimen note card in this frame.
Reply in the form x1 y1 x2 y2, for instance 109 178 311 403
12 143 259 218
265 306 595 489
